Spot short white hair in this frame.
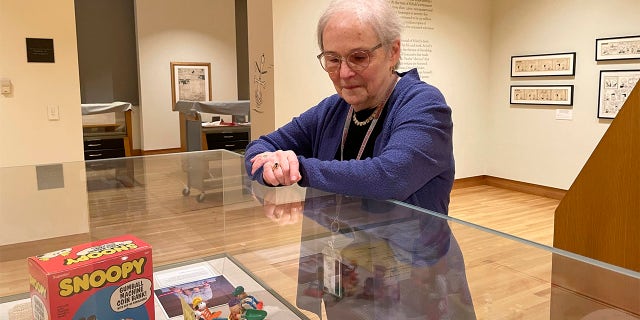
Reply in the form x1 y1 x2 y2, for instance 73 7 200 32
316 0 403 53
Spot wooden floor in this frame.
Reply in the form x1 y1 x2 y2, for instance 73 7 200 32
3 159 638 320
0 182 557 291
448 186 558 319
449 185 557 247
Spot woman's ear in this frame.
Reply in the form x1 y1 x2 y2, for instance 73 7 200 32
389 39 401 68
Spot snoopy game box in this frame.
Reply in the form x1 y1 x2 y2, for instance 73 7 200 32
28 235 155 320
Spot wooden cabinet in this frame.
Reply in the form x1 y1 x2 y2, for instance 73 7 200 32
82 107 133 160
175 100 250 153
203 128 249 153
83 137 126 160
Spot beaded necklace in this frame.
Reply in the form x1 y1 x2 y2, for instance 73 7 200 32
340 75 399 161
352 108 378 126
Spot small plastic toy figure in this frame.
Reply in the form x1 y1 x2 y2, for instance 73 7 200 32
228 297 268 320
192 297 224 320
231 286 263 310
228 297 244 320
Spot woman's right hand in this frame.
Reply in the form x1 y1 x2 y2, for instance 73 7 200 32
262 199 303 226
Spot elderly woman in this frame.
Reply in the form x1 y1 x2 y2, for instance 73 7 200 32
246 0 454 216
246 1 475 318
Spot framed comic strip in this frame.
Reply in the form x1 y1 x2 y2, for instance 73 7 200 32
511 52 576 77
598 69 640 119
170 62 212 110
510 85 574 106
596 35 640 61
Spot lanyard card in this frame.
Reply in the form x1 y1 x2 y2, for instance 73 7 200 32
322 245 342 298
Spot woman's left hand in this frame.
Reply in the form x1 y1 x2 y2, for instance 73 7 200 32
250 150 301 186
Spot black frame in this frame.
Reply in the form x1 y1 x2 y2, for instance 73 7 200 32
511 52 576 77
510 85 574 106
595 35 640 61
597 69 640 119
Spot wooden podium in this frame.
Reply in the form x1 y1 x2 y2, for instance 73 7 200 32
551 84 639 317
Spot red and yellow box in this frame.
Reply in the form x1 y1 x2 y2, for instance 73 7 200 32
28 235 154 319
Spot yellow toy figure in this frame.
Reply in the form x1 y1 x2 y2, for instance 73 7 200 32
180 297 196 320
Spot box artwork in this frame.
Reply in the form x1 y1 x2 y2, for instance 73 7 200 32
28 234 154 320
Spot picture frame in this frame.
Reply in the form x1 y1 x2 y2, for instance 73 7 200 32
510 52 576 77
510 85 574 106
595 35 640 61
170 62 212 110
597 69 640 119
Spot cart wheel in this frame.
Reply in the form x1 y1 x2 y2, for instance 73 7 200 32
182 187 190 196
197 193 206 202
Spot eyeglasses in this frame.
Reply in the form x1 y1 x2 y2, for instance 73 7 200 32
317 43 383 73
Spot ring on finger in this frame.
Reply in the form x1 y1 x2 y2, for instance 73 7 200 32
272 162 280 170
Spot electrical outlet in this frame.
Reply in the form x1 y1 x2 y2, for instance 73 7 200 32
47 105 60 121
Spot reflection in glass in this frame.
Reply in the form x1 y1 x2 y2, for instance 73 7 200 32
295 192 476 319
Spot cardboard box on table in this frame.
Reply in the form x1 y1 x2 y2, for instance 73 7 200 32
28 235 154 319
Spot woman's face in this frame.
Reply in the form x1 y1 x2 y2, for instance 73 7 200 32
322 13 400 111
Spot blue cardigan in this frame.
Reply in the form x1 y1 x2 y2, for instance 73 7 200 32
245 69 454 214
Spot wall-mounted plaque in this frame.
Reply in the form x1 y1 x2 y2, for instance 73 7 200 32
26 38 55 63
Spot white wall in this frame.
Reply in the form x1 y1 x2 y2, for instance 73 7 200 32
271 0 492 179
0 0 89 245
271 0 640 189
1 0 639 244
271 1 335 128
0 0 84 166
0 163 89 245
136 0 238 151
426 0 492 179
488 0 640 189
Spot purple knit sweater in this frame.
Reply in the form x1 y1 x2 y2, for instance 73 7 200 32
245 69 454 214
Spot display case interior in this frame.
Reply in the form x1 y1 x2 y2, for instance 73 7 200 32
0 151 638 320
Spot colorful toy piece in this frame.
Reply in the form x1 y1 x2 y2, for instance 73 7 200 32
228 296 267 320
192 297 224 320
232 286 264 310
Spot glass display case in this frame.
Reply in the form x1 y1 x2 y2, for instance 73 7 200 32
0 150 638 319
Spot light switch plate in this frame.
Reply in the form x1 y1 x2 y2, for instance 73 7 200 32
48 105 60 120
1 80 11 94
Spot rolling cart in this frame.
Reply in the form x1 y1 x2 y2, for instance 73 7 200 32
175 100 250 202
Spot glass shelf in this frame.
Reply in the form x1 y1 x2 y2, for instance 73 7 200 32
0 150 638 319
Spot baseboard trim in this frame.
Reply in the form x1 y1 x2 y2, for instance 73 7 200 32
0 233 91 262
142 148 182 155
452 176 488 189
454 175 566 200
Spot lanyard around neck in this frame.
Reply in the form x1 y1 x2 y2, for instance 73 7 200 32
339 75 398 161
340 106 382 161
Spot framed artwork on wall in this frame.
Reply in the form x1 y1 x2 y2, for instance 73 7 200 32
595 35 640 61
597 69 640 119
170 62 212 110
511 52 576 77
510 85 574 106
